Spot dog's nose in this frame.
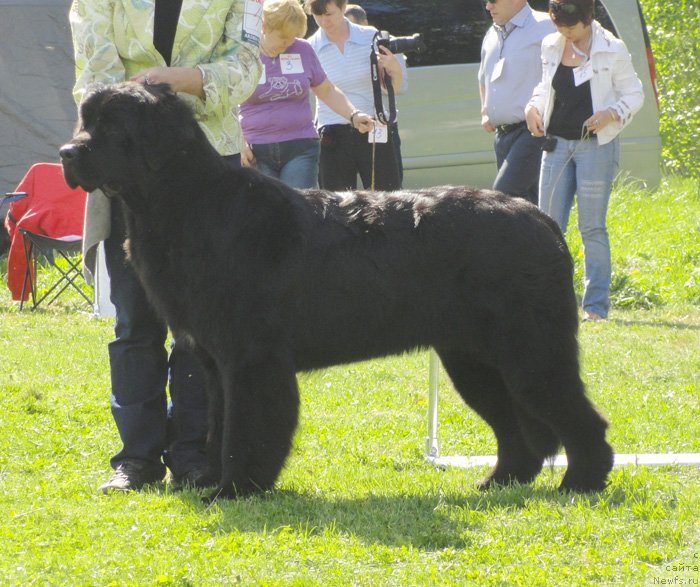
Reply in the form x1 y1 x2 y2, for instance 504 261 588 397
59 143 79 161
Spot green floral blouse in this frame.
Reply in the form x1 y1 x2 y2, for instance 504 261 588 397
69 0 263 155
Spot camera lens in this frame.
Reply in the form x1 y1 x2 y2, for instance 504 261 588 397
388 34 426 55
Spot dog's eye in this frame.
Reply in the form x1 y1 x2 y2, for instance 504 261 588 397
100 122 122 136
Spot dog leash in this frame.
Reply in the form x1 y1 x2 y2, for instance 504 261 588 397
541 124 593 212
371 130 377 191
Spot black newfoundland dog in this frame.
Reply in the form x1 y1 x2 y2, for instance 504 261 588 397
61 83 613 499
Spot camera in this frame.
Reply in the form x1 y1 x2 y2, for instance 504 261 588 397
370 31 426 125
373 31 426 55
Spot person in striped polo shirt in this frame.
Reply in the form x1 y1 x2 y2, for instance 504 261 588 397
306 0 407 191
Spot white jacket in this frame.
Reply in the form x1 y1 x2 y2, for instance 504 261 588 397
527 21 644 145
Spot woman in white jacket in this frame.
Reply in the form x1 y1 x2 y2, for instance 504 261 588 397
525 0 643 321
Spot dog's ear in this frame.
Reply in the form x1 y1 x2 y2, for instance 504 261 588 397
76 82 109 130
141 86 197 171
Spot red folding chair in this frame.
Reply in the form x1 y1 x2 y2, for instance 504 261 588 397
4 163 90 310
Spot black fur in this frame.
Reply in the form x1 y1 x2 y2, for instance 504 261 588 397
60 82 613 499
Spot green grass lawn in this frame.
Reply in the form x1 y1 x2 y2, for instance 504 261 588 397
0 176 698 586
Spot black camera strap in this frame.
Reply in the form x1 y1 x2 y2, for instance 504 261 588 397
370 48 397 125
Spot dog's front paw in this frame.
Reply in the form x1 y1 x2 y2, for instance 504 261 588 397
202 484 241 503
169 466 219 491
201 480 267 502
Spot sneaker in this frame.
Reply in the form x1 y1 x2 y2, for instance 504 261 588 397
98 459 164 494
583 311 605 322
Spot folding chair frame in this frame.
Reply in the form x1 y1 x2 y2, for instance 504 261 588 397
19 229 92 311
1 191 29 208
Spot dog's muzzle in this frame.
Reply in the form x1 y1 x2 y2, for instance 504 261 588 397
59 143 80 161
59 144 82 189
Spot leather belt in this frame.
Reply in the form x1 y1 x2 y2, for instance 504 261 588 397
318 124 353 137
496 121 526 135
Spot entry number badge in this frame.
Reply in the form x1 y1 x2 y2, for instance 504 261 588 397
490 58 505 82
368 122 388 143
573 62 593 86
280 54 304 74
242 0 263 46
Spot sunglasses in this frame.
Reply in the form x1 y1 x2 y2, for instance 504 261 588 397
549 1 579 14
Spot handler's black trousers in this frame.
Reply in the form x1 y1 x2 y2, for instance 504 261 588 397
104 201 207 478
318 124 402 191
102 153 240 478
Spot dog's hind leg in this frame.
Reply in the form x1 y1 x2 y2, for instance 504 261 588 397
500 362 614 492
436 349 550 489
212 348 300 500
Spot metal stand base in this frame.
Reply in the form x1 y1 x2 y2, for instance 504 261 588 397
425 350 700 470
426 453 700 469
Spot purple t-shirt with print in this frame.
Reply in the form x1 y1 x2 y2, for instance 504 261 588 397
239 38 327 145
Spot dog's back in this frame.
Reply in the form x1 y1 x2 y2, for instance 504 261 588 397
181 177 577 373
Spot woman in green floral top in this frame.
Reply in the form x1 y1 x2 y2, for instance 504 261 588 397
68 0 262 495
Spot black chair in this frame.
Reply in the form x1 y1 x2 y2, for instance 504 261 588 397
1 192 28 256
5 163 91 311
19 229 92 311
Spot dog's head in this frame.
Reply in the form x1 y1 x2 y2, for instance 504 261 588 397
60 82 197 196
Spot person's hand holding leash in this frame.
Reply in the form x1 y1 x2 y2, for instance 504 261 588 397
584 108 618 134
350 112 374 134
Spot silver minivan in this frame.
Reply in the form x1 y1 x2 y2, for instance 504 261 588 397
337 0 662 190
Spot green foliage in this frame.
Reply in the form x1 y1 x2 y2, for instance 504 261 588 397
565 175 700 308
640 0 700 177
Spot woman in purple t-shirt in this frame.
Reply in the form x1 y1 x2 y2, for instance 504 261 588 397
239 0 373 188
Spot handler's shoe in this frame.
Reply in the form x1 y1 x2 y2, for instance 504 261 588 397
583 311 605 322
98 459 164 494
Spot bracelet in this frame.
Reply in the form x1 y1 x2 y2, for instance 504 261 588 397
349 109 361 128
607 107 619 122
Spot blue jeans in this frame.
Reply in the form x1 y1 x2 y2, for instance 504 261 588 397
539 136 619 317
105 203 207 477
493 125 546 204
252 138 320 189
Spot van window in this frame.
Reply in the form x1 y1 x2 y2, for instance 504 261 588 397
312 0 619 67
361 0 491 66
529 0 617 38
